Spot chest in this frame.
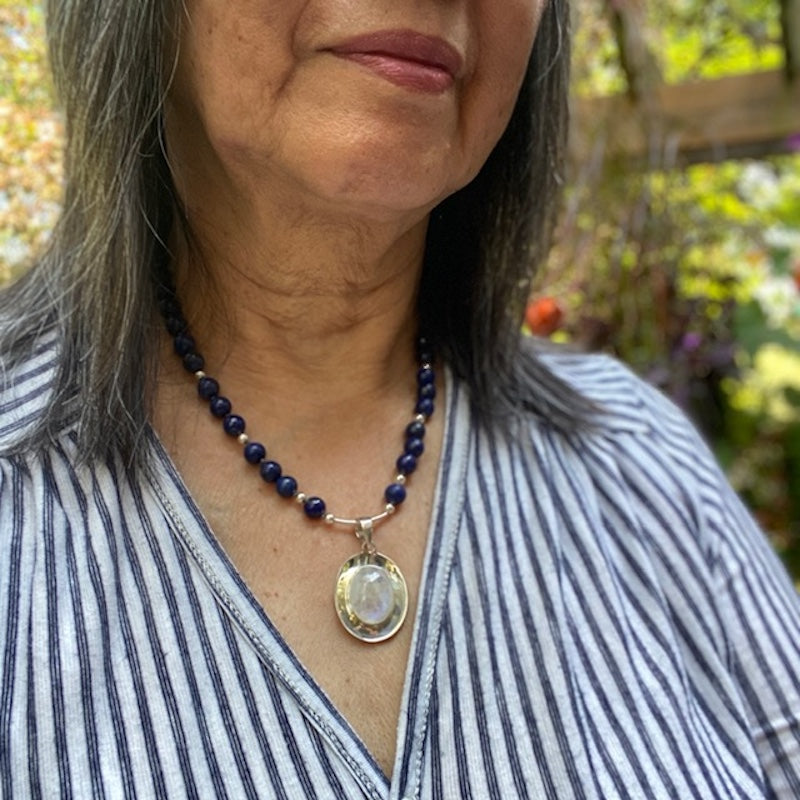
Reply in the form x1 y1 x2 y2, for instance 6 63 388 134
209 498 431 778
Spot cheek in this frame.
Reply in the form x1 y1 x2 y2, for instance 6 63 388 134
171 3 298 152
454 3 542 183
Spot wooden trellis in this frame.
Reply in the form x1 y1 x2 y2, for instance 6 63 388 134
571 0 800 166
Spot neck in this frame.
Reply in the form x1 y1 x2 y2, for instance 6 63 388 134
167 200 429 418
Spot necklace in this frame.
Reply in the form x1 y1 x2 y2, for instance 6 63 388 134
157 282 436 643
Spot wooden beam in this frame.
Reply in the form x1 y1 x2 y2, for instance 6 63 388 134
782 0 800 81
571 69 800 166
604 0 661 102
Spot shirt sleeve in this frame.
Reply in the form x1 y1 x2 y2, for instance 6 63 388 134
708 474 800 799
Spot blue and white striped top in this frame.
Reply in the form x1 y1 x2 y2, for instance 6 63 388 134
1 338 799 799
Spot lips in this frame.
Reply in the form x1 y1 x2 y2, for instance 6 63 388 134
328 30 463 93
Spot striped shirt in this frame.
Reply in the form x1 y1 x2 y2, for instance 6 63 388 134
1 338 799 799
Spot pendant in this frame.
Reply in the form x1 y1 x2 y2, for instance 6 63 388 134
334 519 408 642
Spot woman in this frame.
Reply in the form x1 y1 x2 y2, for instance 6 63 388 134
1 0 798 797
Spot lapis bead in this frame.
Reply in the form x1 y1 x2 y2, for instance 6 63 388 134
303 496 326 518
405 437 424 457
418 382 436 400
223 414 246 436
417 342 435 364
416 398 434 418
173 332 195 357
417 366 435 385
158 296 181 318
210 396 232 418
260 461 282 482
385 483 407 505
276 476 298 498
244 442 266 464
406 420 426 439
397 453 417 475
183 352 204 373
165 315 186 336
198 376 219 400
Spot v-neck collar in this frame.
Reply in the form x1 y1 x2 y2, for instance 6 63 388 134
145 366 471 799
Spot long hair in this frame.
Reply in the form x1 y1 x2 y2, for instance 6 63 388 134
0 0 587 463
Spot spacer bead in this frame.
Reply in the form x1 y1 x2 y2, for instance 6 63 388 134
195 370 206 380
395 474 406 485
324 513 335 524
295 492 307 504
238 433 249 445
385 503 396 514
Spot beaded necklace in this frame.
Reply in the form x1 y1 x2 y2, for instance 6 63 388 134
158 281 435 643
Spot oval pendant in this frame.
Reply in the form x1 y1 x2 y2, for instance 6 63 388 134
334 552 408 642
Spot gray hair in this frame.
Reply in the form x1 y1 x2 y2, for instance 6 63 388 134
1 0 180 460
0 0 592 465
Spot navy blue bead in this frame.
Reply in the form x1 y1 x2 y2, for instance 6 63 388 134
223 414 246 436
385 483 407 505
417 366 435 385
244 441 266 464
406 420 426 439
173 332 195 357
197 376 219 400
415 397 434 417
209 396 232 418
158 296 181 318
276 476 298 498
405 437 425 457
260 461 282 482
165 315 186 336
303 496 326 518
397 453 417 475
183 352 204 373
418 382 436 400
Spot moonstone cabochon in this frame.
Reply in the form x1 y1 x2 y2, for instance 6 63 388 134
335 552 408 642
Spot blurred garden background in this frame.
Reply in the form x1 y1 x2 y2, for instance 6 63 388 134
2 0 800 579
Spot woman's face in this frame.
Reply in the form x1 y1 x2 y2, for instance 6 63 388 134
167 0 546 221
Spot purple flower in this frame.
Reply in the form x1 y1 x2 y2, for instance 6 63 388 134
680 332 703 353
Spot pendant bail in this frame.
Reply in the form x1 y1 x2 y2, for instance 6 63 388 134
355 517 377 554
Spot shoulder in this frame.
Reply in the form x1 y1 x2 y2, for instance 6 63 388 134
532 342 679 434
0 330 60 452
511 342 765 575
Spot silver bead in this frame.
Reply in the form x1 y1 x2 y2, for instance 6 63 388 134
295 492 307 504
385 503 396 515
395 475 406 485
238 433 249 445
414 413 425 424
324 513 335 524
195 370 206 380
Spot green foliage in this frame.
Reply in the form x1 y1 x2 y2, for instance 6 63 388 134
545 1 800 577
